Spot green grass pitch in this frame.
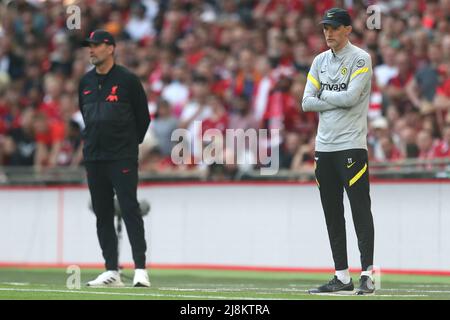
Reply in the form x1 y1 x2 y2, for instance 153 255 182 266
0 268 450 300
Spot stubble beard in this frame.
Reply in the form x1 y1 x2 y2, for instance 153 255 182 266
90 56 104 66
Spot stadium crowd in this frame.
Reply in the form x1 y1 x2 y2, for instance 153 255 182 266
0 0 449 179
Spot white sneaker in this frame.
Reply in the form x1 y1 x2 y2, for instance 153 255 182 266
87 270 124 287
133 269 150 287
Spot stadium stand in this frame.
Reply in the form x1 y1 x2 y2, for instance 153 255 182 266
0 0 449 183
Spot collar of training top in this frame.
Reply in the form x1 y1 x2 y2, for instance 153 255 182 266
95 63 116 77
331 40 352 58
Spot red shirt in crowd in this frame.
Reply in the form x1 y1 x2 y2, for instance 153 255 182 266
35 120 65 146
186 50 205 67
433 141 450 158
388 72 414 89
38 100 61 121
0 104 11 135
202 114 229 135
385 146 404 161
263 90 316 134
436 78 450 98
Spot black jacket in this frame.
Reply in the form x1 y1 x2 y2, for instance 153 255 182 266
78 64 150 161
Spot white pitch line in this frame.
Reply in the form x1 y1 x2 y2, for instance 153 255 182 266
0 287 433 299
158 287 335 296
159 287 309 293
309 292 428 298
367 294 428 297
45 285 450 296
410 285 450 288
0 288 280 300
381 288 450 294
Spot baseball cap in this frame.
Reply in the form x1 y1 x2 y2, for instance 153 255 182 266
82 29 116 47
320 8 352 27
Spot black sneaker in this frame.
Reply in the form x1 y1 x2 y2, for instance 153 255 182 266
356 275 375 295
308 276 354 294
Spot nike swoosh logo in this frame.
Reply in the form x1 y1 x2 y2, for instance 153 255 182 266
83 90 92 95
320 70 326 73
347 162 356 169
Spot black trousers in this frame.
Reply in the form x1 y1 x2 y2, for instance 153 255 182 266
314 149 374 271
85 159 147 270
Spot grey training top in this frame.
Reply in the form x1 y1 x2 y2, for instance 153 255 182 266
302 41 372 152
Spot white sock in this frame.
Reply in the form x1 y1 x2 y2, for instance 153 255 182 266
361 270 373 280
335 269 351 284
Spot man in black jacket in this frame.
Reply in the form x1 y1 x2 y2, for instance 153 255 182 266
78 30 151 287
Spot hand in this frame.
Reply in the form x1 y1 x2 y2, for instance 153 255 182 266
317 86 324 99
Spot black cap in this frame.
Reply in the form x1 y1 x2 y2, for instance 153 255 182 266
319 8 352 27
82 30 116 47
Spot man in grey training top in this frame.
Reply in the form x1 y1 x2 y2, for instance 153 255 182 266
302 8 375 295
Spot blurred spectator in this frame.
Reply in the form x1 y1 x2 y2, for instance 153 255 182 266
375 136 403 162
56 120 83 167
2 107 36 166
434 123 450 158
207 162 237 181
262 67 296 137
232 48 261 101
417 129 436 160
422 111 441 139
179 32 206 69
33 112 65 169
442 35 450 61
125 2 156 42
293 43 313 74
367 77 384 121
291 135 315 173
279 131 301 169
0 35 24 80
369 117 390 161
406 42 443 109
228 94 259 130
202 95 228 135
50 33 73 76
434 61 450 112
374 46 398 90
399 125 420 158
385 51 415 114
289 74 316 138
140 147 175 173
161 63 190 117
253 55 273 123
39 74 63 121
179 75 212 161
149 98 179 157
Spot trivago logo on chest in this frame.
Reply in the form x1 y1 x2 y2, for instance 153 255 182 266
320 82 348 91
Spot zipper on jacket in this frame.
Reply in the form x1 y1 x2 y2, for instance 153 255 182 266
95 65 114 159
97 79 102 153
